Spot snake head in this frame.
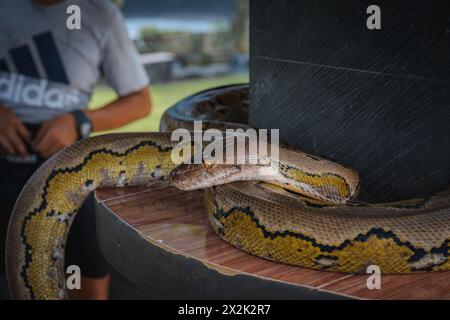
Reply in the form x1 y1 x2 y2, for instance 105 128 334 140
170 159 244 190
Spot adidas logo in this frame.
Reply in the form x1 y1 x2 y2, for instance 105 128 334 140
0 72 82 110
0 31 87 111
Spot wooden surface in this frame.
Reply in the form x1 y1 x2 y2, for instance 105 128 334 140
95 185 450 300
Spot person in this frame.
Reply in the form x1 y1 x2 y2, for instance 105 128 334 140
0 0 151 299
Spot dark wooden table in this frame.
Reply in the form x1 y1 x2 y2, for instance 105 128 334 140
94 185 450 300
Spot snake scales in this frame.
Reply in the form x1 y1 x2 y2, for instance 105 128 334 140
6 84 450 300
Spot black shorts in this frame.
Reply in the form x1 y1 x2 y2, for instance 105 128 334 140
0 158 110 278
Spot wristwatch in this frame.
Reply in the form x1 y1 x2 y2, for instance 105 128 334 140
70 110 92 139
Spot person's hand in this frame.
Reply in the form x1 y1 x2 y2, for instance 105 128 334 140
0 105 32 157
32 113 78 158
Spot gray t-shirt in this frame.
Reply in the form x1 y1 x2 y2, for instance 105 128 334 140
0 0 149 124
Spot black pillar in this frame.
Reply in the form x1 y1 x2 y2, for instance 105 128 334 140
250 0 450 202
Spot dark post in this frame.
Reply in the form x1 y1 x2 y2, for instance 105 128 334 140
250 0 450 202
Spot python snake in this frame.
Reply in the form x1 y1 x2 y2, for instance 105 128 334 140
6 84 450 300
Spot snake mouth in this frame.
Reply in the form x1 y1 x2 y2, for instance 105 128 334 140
281 187 312 198
169 166 200 190
170 164 244 191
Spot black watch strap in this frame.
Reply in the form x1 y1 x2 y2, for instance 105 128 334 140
70 110 92 139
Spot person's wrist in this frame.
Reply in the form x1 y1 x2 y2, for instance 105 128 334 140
70 110 92 140
64 112 77 133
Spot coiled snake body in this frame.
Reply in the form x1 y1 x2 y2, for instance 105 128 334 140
6 85 450 300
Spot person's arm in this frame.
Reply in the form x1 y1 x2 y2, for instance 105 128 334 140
86 86 151 132
32 87 151 158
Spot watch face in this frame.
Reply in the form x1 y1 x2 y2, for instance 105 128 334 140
80 122 92 138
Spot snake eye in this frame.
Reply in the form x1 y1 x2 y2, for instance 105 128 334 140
202 160 215 170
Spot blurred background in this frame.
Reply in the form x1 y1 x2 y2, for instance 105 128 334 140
92 0 249 133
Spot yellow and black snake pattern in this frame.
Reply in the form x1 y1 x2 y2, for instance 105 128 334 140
5 85 450 300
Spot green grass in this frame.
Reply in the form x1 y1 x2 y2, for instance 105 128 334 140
89 73 249 133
